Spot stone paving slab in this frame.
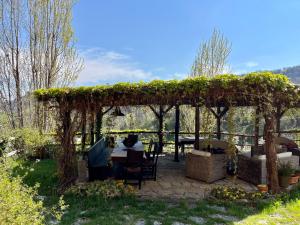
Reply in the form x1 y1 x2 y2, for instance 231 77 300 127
138 154 256 200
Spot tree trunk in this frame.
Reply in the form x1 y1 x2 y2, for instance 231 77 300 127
264 113 280 193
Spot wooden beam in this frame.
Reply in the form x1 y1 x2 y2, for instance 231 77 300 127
174 104 180 162
149 105 159 118
103 106 113 115
164 105 173 114
194 104 200 150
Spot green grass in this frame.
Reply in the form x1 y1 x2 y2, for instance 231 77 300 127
14 159 300 225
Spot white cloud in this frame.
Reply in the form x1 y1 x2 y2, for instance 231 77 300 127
245 61 258 68
76 48 154 85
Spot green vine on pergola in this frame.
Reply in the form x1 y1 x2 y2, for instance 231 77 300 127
34 72 300 193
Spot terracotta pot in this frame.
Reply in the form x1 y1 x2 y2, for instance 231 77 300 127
288 175 299 184
257 184 268 193
294 172 300 177
279 176 290 188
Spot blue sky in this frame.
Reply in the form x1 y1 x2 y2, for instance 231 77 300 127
73 0 300 85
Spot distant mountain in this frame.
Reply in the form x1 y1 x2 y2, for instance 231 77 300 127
273 66 300 84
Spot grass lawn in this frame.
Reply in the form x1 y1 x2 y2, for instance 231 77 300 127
14 159 300 225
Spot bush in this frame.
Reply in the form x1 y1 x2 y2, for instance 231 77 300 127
66 180 136 199
278 162 294 177
210 186 267 201
0 158 66 224
0 128 53 159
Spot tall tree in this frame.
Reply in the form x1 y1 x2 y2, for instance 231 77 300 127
0 0 82 130
191 29 231 77
0 0 24 128
27 0 82 130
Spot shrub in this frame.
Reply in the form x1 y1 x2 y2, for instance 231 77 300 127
66 180 136 199
0 158 66 224
210 186 266 201
0 128 53 159
278 162 294 177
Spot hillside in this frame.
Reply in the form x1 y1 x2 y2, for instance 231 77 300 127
273 65 300 84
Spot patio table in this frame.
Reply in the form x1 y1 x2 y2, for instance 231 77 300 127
110 141 144 163
178 136 195 153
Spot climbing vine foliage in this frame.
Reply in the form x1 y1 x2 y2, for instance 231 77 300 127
34 72 299 110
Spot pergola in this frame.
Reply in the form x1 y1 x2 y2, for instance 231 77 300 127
35 72 300 192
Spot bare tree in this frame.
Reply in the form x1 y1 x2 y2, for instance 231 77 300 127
0 0 82 130
0 0 25 128
27 0 82 130
191 29 231 77
181 29 232 134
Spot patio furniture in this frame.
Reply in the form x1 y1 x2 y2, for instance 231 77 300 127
124 149 144 189
143 142 160 180
87 137 111 181
185 150 228 183
237 151 299 185
111 141 144 163
275 136 300 165
178 136 196 154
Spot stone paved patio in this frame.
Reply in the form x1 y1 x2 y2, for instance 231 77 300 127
138 153 257 200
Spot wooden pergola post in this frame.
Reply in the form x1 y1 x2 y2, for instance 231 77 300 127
209 106 229 140
158 105 164 152
276 106 286 136
149 105 173 153
264 112 280 193
253 107 260 156
174 104 180 162
81 110 87 151
95 108 103 142
194 104 200 150
89 114 95 146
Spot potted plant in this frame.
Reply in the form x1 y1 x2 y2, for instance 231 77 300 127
294 169 300 177
257 184 268 193
278 162 294 188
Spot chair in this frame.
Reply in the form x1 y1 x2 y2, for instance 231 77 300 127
124 149 144 189
237 151 299 185
87 137 111 181
143 142 159 181
145 139 154 160
185 151 228 183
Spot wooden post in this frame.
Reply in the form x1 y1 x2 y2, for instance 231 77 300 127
217 107 221 140
264 112 280 193
276 106 286 137
158 105 164 153
174 104 180 162
254 107 260 156
194 104 200 150
149 105 173 154
95 108 103 142
90 114 95 147
209 107 228 140
81 110 87 151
